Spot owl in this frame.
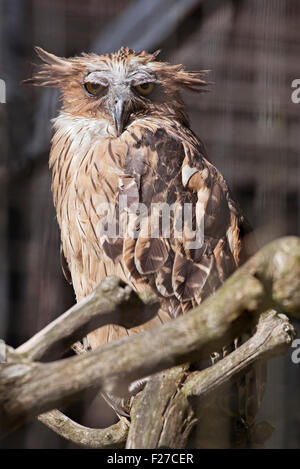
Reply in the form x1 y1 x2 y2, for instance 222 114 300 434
27 47 264 436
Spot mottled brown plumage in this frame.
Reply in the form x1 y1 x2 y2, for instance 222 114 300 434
27 47 264 433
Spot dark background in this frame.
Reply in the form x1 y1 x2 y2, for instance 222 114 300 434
0 0 299 448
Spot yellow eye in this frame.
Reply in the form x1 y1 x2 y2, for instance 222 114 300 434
135 82 154 96
84 82 103 96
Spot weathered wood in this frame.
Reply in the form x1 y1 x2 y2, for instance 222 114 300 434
126 309 295 448
0 236 299 442
182 310 295 399
16 276 159 361
38 410 129 449
126 365 195 449
0 271 263 437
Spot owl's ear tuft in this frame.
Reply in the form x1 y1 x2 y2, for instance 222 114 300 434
34 46 68 66
172 69 212 93
153 61 212 93
23 47 75 87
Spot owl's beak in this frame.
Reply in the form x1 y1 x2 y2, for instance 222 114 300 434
112 96 130 137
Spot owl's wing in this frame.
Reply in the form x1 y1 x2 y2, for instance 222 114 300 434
98 122 262 430
101 121 257 319
60 243 72 284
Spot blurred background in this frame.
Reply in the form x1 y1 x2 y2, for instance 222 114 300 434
0 0 299 448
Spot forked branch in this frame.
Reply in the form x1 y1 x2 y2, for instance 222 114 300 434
0 236 299 445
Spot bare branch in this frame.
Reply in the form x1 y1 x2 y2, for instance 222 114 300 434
126 309 295 448
38 410 129 449
126 365 195 449
182 309 295 398
0 272 263 437
1 236 299 439
16 276 159 361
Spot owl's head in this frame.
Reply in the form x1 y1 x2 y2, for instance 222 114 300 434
26 47 208 135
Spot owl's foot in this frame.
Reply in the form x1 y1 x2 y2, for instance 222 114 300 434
102 377 150 418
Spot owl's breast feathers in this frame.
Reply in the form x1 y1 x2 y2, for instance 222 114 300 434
50 114 256 346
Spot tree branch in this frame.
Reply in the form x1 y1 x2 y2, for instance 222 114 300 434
0 272 263 437
38 410 129 449
16 276 159 361
182 310 295 399
126 309 295 448
0 236 299 440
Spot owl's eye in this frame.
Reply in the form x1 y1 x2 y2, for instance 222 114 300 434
135 82 154 96
84 82 104 96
